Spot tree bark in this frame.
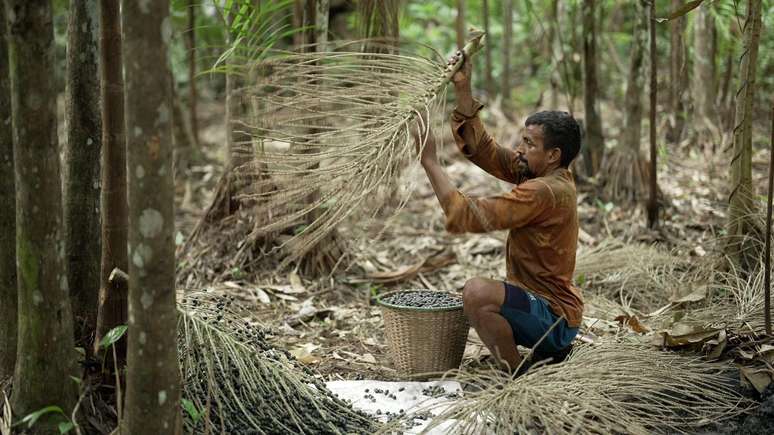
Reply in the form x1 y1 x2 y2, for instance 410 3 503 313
692 2 716 144
666 0 686 144
64 0 102 353
315 0 329 50
582 0 604 176
647 0 659 228
501 0 513 108
726 0 762 267
482 0 494 98
621 0 648 154
94 0 128 365
121 0 182 433
0 1 17 382
5 0 78 428
186 0 199 147
456 0 465 49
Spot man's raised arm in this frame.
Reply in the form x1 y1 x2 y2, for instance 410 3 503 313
449 52 526 185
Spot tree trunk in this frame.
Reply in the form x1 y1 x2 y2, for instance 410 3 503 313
501 0 513 108
186 0 199 147
121 0 182 433
621 0 647 153
315 0 329 50
647 0 659 228
0 1 17 382
666 0 686 144
94 0 128 364
692 2 716 145
726 0 762 267
582 0 604 176
456 0 465 49
64 0 102 353
5 0 78 428
482 0 494 98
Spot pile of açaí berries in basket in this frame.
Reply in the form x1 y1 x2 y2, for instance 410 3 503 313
381 290 463 309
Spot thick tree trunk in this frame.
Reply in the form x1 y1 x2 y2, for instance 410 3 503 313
5 0 78 428
666 0 686 144
726 0 762 267
94 0 128 365
647 0 659 228
121 0 182 433
64 0 102 352
186 0 199 147
482 0 494 98
501 0 513 108
456 0 465 49
582 0 604 176
0 1 17 382
692 2 716 145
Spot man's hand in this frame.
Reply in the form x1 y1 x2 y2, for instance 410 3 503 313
411 113 437 166
448 50 472 89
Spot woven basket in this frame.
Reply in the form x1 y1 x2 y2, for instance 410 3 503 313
377 290 470 377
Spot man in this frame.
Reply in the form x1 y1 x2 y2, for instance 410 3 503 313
417 52 583 373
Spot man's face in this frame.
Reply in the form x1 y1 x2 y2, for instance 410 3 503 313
515 124 559 179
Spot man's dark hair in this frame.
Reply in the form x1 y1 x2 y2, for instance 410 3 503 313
525 111 582 168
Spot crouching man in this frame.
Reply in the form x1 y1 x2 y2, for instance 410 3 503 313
417 52 583 373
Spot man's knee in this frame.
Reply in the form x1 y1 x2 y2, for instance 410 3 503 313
462 278 501 320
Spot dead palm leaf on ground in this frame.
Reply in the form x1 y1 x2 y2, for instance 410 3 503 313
401 340 753 434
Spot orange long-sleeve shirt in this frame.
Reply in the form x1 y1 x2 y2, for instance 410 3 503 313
444 102 584 327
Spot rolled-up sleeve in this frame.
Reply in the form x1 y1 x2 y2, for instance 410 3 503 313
442 183 551 234
450 101 526 185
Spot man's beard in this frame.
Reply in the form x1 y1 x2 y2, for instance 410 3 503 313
518 159 536 179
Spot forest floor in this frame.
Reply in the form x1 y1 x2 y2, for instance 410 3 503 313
174 100 774 433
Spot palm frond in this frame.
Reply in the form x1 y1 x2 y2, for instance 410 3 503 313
178 292 377 434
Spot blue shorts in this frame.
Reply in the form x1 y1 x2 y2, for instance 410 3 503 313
500 282 578 354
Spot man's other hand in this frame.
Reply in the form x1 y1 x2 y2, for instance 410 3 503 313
411 114 437 166
448 50 472 88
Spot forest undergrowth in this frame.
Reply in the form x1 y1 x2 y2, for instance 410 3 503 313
163 99 774 433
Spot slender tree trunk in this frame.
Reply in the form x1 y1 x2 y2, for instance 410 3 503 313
666 0 686 144
502 0 513 108
482 0 494 98
5 0 78 428
621 0 648 153
0 1 17 382
719 49 734 130
726 0 762 267
582 0 604 176
456 0 465 49
647 0 659 228
122 0 182 433
186 0 199 147
315 0 329 50
94 0 128 365
64 0 101 352
692 2 716 145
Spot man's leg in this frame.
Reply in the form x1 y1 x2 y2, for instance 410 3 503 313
462 277 521 371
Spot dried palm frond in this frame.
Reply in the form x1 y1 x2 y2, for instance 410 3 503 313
404 340 753 434
230 34 485 266
574 239 695 312
177 292 377 434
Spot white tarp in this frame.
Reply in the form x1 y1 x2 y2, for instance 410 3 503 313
325 380 462 434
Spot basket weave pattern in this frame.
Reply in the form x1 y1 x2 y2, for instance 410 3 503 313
379 293 470 376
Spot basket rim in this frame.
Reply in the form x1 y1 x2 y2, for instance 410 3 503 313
375 289 464 312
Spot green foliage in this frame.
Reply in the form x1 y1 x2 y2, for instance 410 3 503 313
16 406 68 431
181 398 202 424
99 324 128 349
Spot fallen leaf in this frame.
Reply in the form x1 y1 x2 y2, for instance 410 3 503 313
290 343 321 365
615 314 650 334
289 272 306 293
359 353 377 364
253 288 271 304
656 323 722 348
740 366 772 394
275 293 299 302
360 250 456 283
669 286 708 304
